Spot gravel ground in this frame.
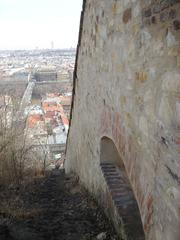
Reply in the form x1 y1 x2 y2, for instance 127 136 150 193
0 170 119 240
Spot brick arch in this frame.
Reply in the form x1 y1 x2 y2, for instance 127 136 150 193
100 136 145 240
100 136 123 166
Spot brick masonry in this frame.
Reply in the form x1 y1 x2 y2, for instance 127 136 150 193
100 162 145 240
65 0 180 239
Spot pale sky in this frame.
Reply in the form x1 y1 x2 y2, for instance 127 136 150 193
0 0 83 50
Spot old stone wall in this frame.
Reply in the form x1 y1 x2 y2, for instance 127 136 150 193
66 0 180 239
32 82 72 99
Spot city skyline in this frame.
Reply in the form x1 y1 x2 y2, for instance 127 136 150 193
0 0 83 50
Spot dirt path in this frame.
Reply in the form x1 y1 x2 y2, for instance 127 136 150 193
0 170 118 240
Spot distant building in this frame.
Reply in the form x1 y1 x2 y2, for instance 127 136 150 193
57 70 69 82
33 69 57 82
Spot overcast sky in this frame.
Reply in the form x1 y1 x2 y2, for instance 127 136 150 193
0 0 83 50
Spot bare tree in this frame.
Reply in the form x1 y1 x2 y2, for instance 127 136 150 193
0 96 34 187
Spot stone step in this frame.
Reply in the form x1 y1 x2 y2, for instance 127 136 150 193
101 167 117 172
100 163 116 169
100 162 145 239
115 201 136 209
105 177 123 182
106 182 126 188
100 163 114 166
103 170 118 175
101 164 116 167
113 195 134 203
103 172 119 177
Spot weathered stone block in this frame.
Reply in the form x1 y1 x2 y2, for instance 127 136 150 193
173 20 180 30
143 8 152 18
112 2 117 16
123 8 132 24
143 18 151 26
169 0 180 5
153 4 161 14
160 11 169 22
135 72 148 83
175 136 180 145
166 30 177 47
169 9 176 19
160 0 169 11
101 10 104 18
151 16 157 24
177 54 180 68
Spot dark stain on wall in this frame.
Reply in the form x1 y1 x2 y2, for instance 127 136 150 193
123 8 132 24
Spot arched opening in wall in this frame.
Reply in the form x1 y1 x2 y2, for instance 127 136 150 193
100 137 145 240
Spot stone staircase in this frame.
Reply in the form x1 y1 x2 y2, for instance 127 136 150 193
100 163 145 240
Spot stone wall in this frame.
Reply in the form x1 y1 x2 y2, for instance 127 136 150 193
32 82 72 99
66 0 180 239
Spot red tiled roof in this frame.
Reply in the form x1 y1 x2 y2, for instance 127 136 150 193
44 111 55 118
27 114 44 128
